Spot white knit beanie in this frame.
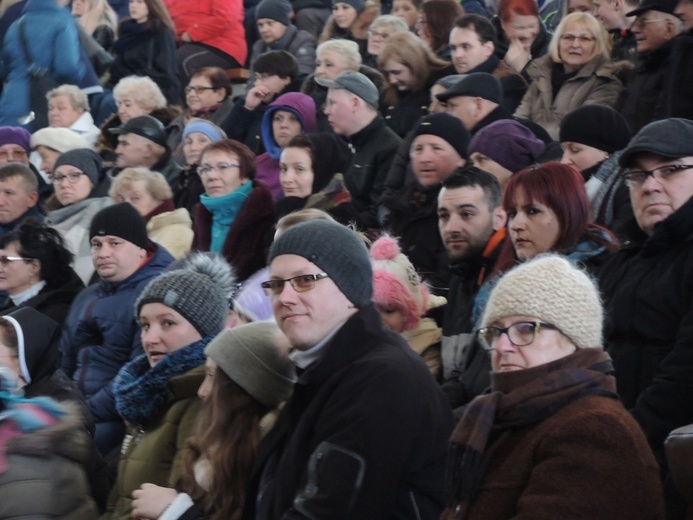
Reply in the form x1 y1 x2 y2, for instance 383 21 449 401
480 255 603 349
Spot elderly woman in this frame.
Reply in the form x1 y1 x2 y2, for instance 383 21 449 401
416 0 464 59
364 14 408 68
30 127 88 176
378 32 453 137
47 85 100 148
492 0 551 75
443 254 665 519
514 12 622 139
0 221 84 324
192 139 275 282
44 149 112 284
109 167 193 259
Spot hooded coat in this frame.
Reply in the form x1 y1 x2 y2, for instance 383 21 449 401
256 92 317 199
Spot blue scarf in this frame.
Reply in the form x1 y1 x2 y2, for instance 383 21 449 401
200 181 253 253
113 337 211 427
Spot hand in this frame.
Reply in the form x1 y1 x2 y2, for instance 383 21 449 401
131 483 178 520
181 31 192 42
504 37 532 73
244 84 271 110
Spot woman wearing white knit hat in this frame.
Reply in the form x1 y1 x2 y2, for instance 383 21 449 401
443 254 664 520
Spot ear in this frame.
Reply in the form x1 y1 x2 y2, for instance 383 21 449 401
492 206 508 231
27 190 38 208
482 40 495 59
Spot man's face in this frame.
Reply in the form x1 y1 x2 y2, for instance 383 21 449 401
676 0 693 29
626 153 693 236
449 27 494 74
257 18 287 44
91 234 146 283
446 95 479 131
438 185 503 262
631 11 674 54
0 144 28 166
116 133 150 168
410 134 465 187
323 88 357 136
269 254 356 351
0 175 37 224
593 0 621 29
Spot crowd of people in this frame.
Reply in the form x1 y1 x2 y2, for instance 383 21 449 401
0 0 692 517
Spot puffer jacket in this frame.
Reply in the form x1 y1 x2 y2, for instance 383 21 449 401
59 245 175 424
514 53 622 139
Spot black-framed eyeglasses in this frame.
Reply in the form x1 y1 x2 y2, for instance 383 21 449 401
185 85 217 94
261 273 330 296
52 171 87 184
0 255 34 266
622 164 693 188
477 321 559 351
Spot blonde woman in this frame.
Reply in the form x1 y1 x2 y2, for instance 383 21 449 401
72 0 118 50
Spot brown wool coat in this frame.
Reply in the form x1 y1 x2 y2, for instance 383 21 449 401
442 395 665 520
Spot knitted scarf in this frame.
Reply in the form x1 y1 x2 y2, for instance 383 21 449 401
113 337 210 427
200 181 253 253
446 348 617 505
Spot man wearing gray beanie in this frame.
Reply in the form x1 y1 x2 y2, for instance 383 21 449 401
245 219 453 519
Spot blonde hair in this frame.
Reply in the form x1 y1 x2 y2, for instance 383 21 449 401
75 0 117 36
549 12 610 63
108 167 172 203
316 39 362 70
113 76 168 113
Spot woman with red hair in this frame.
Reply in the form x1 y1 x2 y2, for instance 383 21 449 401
492 0 551 75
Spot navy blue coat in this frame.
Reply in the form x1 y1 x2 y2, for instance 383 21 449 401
60 245 174 423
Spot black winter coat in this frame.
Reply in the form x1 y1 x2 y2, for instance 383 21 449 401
243 305 454 520
663 29 693 121
599 197 693 454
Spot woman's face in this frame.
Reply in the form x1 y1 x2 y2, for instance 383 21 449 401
382 59 415 91
129 0 149 23
567 0 594 13
560 141 607 172
36 145 61 175
367 24 396 56
392 0 419 29
471 152 514 188
0 333 23 387
0 241 39 296
315 50 348 80
332 2 359 29
279 147 314 198
52 164 94 206
508 188 561 260
376 304 406 333
489 314 577 372
559 22 597 72
415 12 432 45
117 92 149 122
272 110 303 149
501 13 540 50
48 95 84 129
114 179 161 217
140 302 203 367
72 0 85 16
199 149 246 197
186 76 225 112
197 357 218 401
183 132 213 166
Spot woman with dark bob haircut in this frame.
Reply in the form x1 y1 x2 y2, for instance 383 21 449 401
0 221 84 324
417 0 464 59
191 139 276 282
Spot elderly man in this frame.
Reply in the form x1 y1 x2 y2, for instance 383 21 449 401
111 115 182 191
60 202 174 455
599 119 693 464
318 72 402 229
244 219 453 519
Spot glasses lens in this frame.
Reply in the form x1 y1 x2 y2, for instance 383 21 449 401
0 256 8 265
478 328 495 350
624 171 646 186
509 322 536 346
261 280 283 296
292 275 315 292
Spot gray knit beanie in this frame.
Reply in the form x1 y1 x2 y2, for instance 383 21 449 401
256 0 291 25
53 148 103 186
480 255 603 350
332 0 366 13
136 253 235 338
205 322 296 409
268 220 372 308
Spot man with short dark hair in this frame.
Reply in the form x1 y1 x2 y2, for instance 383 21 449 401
0 163 41 237
60 202 174 455
244 219 453 518
450 14 527 111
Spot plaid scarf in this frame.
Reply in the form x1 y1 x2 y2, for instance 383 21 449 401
446 348 617 505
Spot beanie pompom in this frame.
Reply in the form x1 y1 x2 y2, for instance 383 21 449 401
370 235 402 261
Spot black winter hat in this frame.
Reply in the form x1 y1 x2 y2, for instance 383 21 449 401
256 0 291 25
559 105 631 154
89 202 150 250
436 73 503 105
411 113 471 160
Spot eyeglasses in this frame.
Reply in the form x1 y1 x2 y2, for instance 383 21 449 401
0 149 27 160
560 34 596 43
477 321 559 351
261 273 330 296
631 17 666 28
198 163 241 177
368 30 391 39
622 164 693 188
0 255 34 266
185 85 217 94
52 171 87 184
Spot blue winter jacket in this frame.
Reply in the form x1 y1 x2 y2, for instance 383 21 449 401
60 245 174 424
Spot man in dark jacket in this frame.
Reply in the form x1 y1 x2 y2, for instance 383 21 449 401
662 0 693 120
319 71 402 229
244 219 453 519
598 118 693 460
436 168 506 416
60 203 174 456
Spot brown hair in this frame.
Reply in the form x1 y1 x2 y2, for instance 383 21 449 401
190 67 233 100
200 139 257 181
420 0 464 54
